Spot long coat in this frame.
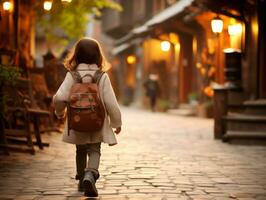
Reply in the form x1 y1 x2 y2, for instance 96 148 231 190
53 63 122 146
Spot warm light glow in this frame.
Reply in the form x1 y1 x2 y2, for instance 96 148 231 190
126 55 136 65
169 33 179 44
228 23 242 36
62 0 72 3
3 1 12 11
223 48 241 53
44 1 52 11
174 42 180 51
211 17 223 33
204 86 214 97
208 66 216 77
161 41 170 52
196 63 202 69
200 68 206 75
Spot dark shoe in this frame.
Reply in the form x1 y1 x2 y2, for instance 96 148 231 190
83 171 98 197
78 179 84 192
75 173 85 180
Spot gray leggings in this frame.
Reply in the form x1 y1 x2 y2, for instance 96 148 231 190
75 143 101 180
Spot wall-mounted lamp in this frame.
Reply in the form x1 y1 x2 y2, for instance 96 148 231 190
161 41 170 52
43 1 52 11
126 55 136 65
3 1 12 11
211 16 223 34
228 23 242 36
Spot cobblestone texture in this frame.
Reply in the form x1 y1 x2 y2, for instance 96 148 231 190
1 107 266 200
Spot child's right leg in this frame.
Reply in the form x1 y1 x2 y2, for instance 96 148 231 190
76 144 88 181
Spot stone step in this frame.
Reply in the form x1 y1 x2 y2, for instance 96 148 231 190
167 104 196 116
243 99 266 115
223 131 266 145
223 131 266 140
224 113 266 132
167 109 196 116
224 113 266 122
244 99 266 106
179 103 196 109
228 99 266 115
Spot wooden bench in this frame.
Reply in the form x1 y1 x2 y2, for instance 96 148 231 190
2 78 51 154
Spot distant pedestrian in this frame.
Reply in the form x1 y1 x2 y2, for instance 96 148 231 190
53 38 122 197
144 74 160 112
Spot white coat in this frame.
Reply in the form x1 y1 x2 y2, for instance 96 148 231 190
53 63 122 146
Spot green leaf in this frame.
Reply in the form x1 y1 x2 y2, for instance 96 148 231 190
36 0 122 45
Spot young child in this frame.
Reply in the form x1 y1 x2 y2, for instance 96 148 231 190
53 38 122 197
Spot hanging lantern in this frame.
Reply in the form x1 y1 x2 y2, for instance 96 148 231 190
43 0 52 11
161 41 170 52
211 16 223 34
3 1 12 11
228 23 242 36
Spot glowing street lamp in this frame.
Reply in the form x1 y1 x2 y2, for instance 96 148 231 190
3 1 12 11
228 23 242 36
126 55 136 65
161 41 170 52
211 16 223 34
43 1 52 11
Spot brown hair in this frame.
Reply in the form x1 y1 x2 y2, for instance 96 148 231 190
65 37 108 71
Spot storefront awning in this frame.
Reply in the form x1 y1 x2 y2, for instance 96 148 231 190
146 0 194 26
113 0 194 51
129 0 194 37
112 38 144 56
111 43 131 56
132 25 149 35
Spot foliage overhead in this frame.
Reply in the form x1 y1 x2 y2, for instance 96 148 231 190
36 0 122 45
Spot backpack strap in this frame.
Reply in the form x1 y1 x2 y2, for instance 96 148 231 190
69 71 82 83
93 70 105 85
70 70 104 84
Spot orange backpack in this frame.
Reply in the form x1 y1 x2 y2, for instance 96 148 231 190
67 70 105 135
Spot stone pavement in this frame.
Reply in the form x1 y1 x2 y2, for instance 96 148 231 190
0 107 266 200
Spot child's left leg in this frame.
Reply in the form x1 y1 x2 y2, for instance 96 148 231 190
75 144 88 180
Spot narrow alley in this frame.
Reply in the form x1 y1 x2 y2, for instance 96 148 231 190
1 107 266 200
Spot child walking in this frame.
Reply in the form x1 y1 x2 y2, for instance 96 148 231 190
53 38 122 197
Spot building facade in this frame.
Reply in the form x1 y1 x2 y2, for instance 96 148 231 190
0 0 35 73
101 0 266 116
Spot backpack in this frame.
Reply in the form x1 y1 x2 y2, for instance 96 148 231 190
67 70 105 135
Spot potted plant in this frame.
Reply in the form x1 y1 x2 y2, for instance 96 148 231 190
0 65 21 110
158 99 170 112
0 65 20 150
197 99 214 118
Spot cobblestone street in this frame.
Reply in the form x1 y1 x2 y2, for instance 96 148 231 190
1 107 266 200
